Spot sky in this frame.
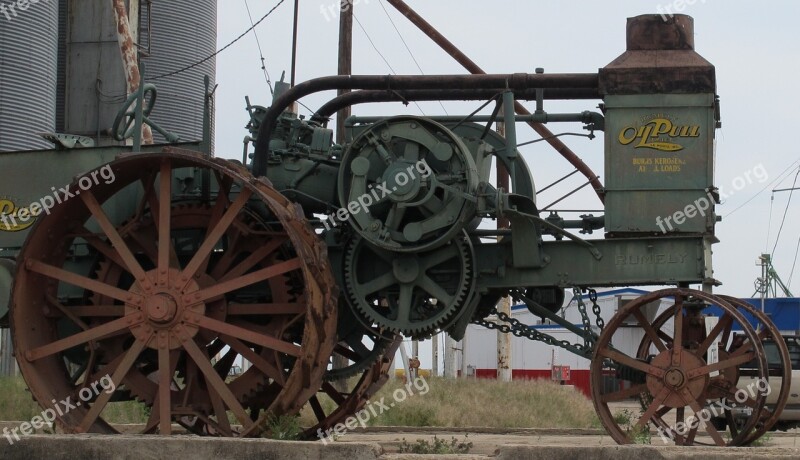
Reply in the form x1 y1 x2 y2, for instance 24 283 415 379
213 0 800 368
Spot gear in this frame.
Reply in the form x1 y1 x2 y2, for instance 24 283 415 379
343 232 474 338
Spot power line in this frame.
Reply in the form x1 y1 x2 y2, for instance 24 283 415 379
149 0 286 81
787 232 800 288
352 12 425 115
378 0 448 115
728 157 800 216
770 168 800 259
244 0 274 94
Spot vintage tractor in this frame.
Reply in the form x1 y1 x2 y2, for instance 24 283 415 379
0 14 790 445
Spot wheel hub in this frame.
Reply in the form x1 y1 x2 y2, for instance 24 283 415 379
144 294 178 324
393 256 420 283
646 348 708 408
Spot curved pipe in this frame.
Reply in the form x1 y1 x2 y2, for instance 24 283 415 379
252 73 598 176
310 88 600 123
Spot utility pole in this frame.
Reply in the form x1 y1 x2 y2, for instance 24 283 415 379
495 101 513 383
330 2 354 390
291 0 300 86
431 333 439 376
336 0 353 144
444 336 457 379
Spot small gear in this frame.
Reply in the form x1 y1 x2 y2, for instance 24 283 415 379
343 232 474 338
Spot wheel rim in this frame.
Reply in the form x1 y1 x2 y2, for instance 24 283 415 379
591 288 768 446
11 149 337 436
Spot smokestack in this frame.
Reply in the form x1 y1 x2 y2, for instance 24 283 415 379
600 14 715 95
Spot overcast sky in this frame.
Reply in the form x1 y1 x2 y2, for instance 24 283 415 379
214 0 800 300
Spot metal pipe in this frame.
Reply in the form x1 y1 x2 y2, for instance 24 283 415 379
291 0 299 87
384 0 604 203
347 112 603 126
312 88 599 122
253 73 598 176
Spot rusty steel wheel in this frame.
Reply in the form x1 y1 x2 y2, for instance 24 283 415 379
716 295 792 445
634 293 785 445
11 149 337 436
591 288 768 446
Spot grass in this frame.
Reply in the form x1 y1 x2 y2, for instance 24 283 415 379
0 375 149 425
319 377 600 429
398 435 473 454
3 375 599 431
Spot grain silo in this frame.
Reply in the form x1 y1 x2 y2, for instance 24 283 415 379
141 0 217 146
0 0 59 152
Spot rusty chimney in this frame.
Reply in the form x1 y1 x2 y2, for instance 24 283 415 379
599 14 715 95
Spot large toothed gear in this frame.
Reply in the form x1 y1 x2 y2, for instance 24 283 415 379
343 232 475 338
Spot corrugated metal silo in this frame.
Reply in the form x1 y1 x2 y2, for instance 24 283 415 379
142 0 217 147
0 0 59 152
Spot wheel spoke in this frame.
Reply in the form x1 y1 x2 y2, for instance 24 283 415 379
192 315 302 357
213 236 287 281
26 259 138 304
421 243 458 271
601 383 648 403
687 352 755 379
78 336 150 432
157 160 173 284
309 396 326 422
64 305 125 317
598 348 664 378
672 297 684 365
80 189 152 290
227 303 305 315
26 316 137 361
632 309 667 353
358 272 397 296
683 391 725 446
183 338 252 430
181 188 253 284
635 386 671 429
321 381 347 405
396 284 413 322
157 334 172 435
190 258 301 303
696 313 734 356
417 276 453 306
220 334 286 385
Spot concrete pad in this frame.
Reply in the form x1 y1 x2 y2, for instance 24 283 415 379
496 445 800 459
0 435 383 460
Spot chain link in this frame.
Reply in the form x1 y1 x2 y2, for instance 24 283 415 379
589 288 605 330
473 308 593 359
573 287 593 348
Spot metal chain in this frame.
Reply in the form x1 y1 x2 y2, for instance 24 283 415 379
473 308 592 359
573 287 593 348
589 288 605 330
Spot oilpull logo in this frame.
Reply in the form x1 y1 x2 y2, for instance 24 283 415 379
618 117 700 152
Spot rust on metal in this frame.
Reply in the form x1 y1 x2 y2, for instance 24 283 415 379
112 0 154 144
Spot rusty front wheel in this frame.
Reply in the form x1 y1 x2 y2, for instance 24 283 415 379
591 288 768 446
11 149 337 436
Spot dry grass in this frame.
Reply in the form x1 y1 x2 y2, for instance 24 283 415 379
4 375 599 430
302 377 600 429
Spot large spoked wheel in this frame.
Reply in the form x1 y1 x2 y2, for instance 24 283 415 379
591 288 768 446
637 294 791 445
715 295 791 444
11 149 337 436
